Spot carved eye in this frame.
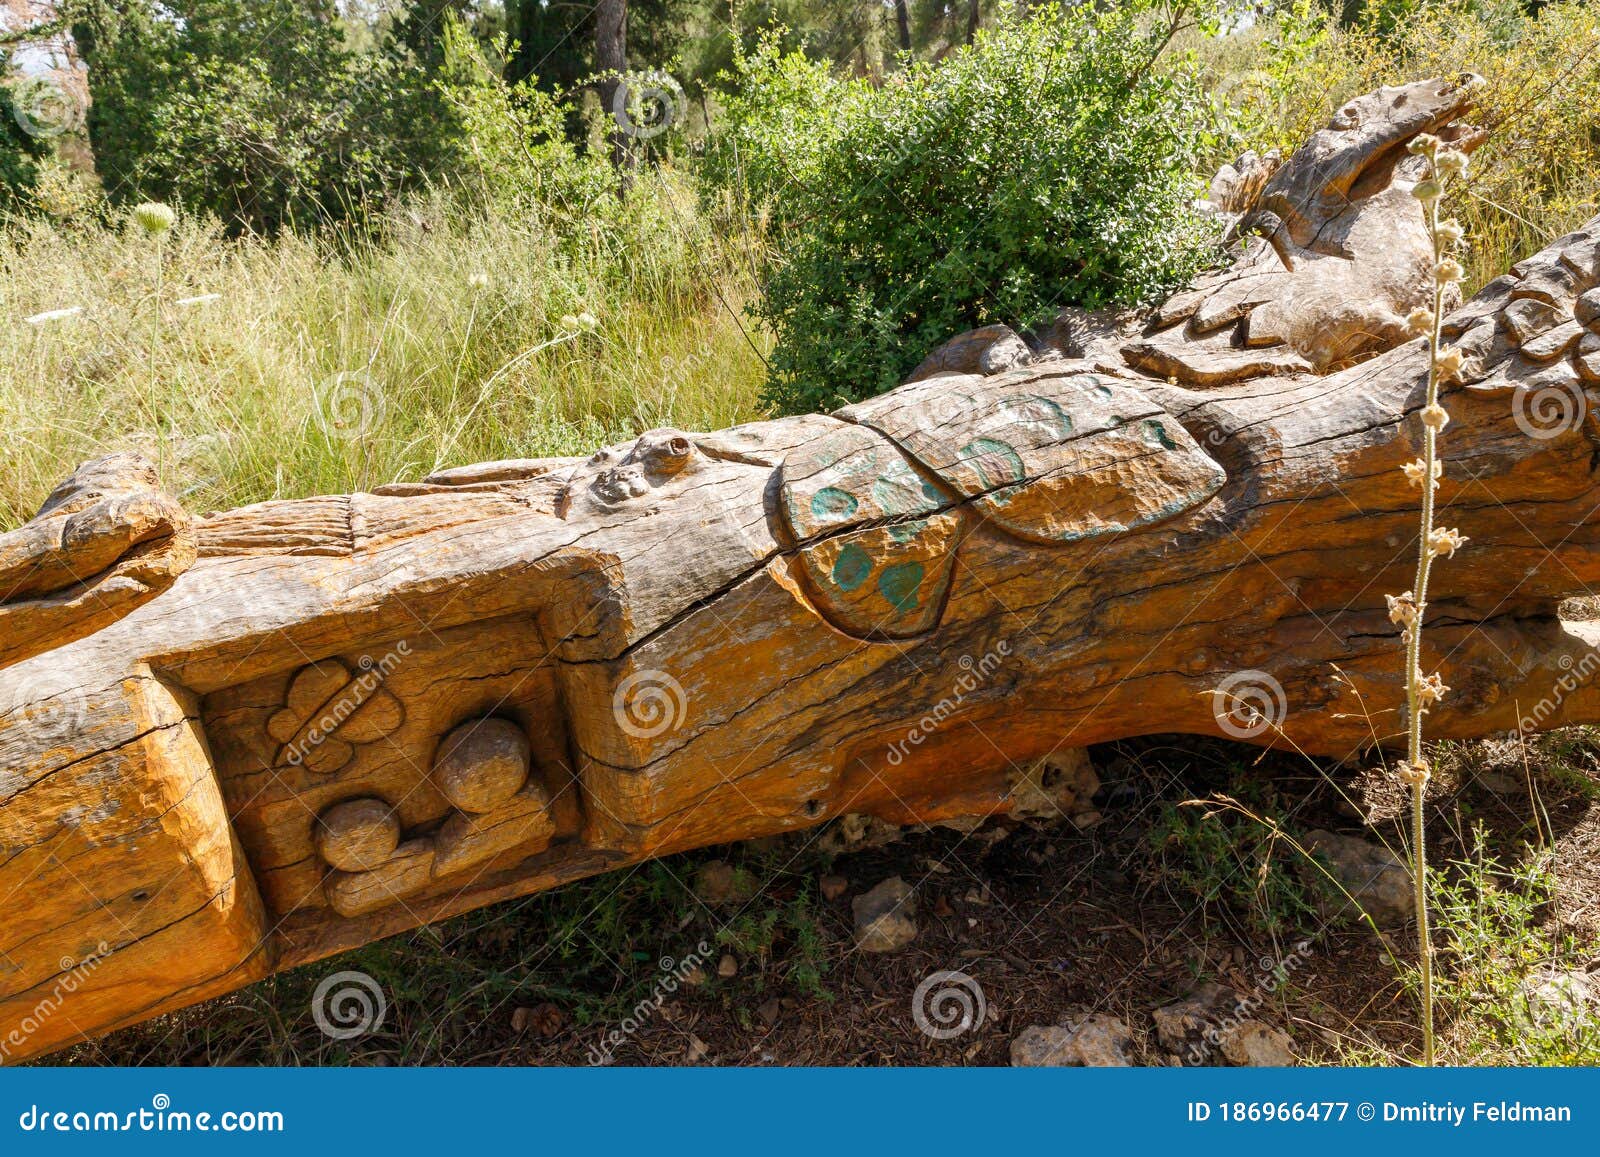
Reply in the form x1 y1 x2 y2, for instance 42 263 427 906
666 436 691 458
1332 106 1360 129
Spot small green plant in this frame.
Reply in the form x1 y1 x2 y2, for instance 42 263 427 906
1149 800 1322 938
1385 128 1472 1066
746 11 1222 413
1364 828 1600 1066
714 891 831 1000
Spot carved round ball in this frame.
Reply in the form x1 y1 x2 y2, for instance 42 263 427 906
432 717 530 814
316 798 400 872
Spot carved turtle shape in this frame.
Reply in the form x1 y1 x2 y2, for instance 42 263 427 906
840 371 1226 544
780 370 1226 639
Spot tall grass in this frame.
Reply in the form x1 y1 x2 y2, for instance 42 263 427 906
0 170 770 529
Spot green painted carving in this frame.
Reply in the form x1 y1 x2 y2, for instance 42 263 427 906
1000 394 1072 438
780 422 944 544
1141 419 1178 451
877 561 926 611
832 543 873 591
811 487 859 520
959 438 1026 489
870 458 934 517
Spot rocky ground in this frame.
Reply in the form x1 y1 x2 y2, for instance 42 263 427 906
63 731 1600 1067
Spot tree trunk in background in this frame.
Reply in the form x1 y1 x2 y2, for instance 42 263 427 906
594 0 629 175
966 0 980 43
894 0 911 53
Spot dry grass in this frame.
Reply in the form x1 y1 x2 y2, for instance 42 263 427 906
0 171 770 529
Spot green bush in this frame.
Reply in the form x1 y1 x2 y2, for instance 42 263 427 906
427 23 615 219
0 68 50 207
73 0 539 233
699 30 859 222
75 0 374 231
741 11 1222 413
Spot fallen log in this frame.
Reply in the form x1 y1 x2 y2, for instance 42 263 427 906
4 76 1598 1060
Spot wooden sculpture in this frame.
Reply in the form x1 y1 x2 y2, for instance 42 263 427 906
4 76 1598 1059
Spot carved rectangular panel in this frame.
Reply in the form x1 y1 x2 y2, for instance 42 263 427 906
198 615 590 965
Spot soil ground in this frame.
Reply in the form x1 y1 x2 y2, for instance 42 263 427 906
56 731 1600 1067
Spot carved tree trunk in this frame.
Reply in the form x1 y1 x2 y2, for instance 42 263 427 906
3 77 1596 1060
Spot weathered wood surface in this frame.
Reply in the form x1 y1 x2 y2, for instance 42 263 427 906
5 76 1598 1059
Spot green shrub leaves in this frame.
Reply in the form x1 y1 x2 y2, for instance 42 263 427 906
722 12 1222 413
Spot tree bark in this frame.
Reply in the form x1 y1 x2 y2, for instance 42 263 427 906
4 76 1594 1060
594 0 630 174
894 0 912 54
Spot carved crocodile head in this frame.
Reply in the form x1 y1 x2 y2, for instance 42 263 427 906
1251 74 1485 255
1120 75 1487 387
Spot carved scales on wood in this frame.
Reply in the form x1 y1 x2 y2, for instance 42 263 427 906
5 76 1599 1059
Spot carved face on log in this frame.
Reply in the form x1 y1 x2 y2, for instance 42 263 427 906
3 77 1600 1059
